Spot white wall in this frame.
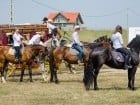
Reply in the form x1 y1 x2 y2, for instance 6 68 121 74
129 27 140 42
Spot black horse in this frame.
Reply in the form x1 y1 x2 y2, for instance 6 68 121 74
83 35 140 90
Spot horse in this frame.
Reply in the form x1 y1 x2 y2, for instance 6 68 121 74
0 44 48 83
83 35 140 90
49 35 111 83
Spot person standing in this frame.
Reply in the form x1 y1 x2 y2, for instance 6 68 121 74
71 25 84 65
1 32 8 46
13 28 24 62
111 25 131 69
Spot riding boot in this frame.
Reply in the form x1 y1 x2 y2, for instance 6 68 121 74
124 55 132 70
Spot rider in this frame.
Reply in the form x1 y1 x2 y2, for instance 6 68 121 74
111 25 132 69
13 28 24 62
28 31 45 45
42 17 58 39
71 25 84 65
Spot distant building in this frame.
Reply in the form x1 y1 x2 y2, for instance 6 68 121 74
47 12 84 30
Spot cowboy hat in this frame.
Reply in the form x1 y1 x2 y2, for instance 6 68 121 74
47 19 53 23
42 17 48 21
6 32 12 36
74 25 80 30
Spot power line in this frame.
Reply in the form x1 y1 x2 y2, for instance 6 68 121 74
32 0 61 11
128 8 140 16
81 9 125 18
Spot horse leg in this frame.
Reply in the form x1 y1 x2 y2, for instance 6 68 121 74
128 69 132 89
54 67 59 84
128 67 137 90
28 65 33 82
40 62 47 82
20 69 25 82
93 66 102 90
1 61 8 83
131 67 137 90
66 63 76 74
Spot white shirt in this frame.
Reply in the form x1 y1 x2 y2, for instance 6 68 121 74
72 31 82 46
28 34 41 45
46 22 56 34
13 33 23 46
111 32 123 49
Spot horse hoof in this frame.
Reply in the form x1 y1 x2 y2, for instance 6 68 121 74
94 87 99 90
55 80 59 84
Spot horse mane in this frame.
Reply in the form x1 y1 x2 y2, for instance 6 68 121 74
127 35 140 51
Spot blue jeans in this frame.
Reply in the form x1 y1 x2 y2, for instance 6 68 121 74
72 43 84 61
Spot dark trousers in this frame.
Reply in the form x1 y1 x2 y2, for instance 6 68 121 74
72 43 84 61
14 46 21 59
52 28 58 37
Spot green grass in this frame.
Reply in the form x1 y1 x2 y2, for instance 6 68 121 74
63 29 128 44
0 29 138 105
0 67 140 105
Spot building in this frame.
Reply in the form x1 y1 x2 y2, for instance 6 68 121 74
47 12 84 30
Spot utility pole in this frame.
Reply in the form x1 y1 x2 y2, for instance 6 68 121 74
10 0 13 25
126 8 129 43
126 8 129 31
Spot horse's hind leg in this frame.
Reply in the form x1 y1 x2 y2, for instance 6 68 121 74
28 65 33 82
93 66 102 90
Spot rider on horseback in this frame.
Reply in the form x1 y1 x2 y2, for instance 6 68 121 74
71 25 84 65
42 17 58 39
13 28 24 63
111 25 132 69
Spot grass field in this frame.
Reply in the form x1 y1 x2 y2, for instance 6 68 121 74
0 66 140 105
0 29 139 105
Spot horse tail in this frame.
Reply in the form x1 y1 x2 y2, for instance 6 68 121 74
83 54 95 87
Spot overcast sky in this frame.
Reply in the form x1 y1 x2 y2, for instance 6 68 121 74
1 0 140 29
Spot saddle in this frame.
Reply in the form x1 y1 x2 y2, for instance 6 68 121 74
8 46 24 56
64 43 85 55
111 50 124 62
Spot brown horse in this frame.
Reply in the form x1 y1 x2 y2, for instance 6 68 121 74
49 35 111 83
0 45 47 83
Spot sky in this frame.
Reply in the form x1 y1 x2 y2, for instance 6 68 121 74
1 0 140 29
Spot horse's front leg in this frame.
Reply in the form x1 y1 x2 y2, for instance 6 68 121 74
128 69 132 89
131 67 137 90
1 61 8 83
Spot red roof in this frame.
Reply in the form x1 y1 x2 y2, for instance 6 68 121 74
47 12 83 24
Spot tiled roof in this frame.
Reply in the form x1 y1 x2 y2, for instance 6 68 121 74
47 12 83 24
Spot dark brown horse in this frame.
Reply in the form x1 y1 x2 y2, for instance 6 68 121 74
83 35 140 90
0 45 47 83
49 35 111 83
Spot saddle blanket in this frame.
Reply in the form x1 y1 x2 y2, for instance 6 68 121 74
8 47 24 56
111 51 124 62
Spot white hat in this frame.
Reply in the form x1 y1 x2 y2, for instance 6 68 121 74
6 32 12 36
48 19 53 22
36 31 42 34
74 25 80 30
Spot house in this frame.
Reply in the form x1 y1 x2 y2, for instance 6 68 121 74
47 12 84 30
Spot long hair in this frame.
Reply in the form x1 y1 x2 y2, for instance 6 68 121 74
113 25 122 34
